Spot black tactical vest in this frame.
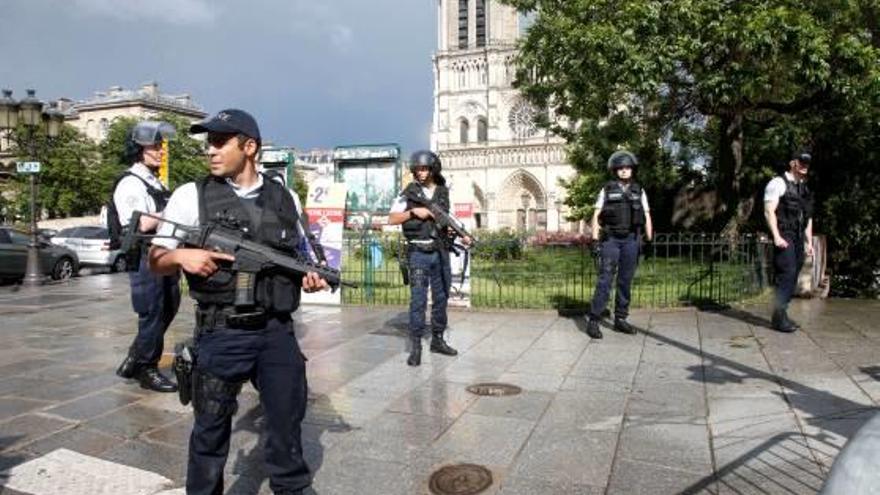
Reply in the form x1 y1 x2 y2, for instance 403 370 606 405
776 175 813 237
401 182 450 243
186 175 303 313
598 181 646 237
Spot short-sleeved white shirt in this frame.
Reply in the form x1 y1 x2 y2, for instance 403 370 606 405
594 183 651 211
764 171 802 203
113 163 168 227
152 174 305 250
389 184 437 214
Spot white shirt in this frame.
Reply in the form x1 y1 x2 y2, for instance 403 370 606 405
152 174 305 250
764 171 802 203
389 184 436 214
113 163 168 227
594 184 651 211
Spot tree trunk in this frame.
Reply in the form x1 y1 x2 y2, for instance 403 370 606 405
717 112 752 237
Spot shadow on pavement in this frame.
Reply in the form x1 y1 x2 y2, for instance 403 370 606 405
858 366 880 382
642 322 878 493
0 435 29 489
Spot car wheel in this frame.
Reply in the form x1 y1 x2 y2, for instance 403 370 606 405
111 255 127 273
52 257 75 281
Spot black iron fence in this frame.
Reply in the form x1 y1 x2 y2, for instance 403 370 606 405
340 233 772 311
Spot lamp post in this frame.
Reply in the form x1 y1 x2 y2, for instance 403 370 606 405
0 89 64 287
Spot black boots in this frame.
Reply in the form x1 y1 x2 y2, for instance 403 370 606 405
614 318 637 335
430 331 458 356
137 366 178 393
407 337 422 367
408 331 458 367
585 318 603 339
772 309 798 333
116 355 138 379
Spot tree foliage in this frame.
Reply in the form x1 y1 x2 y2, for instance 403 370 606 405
502 0 880 294
5 123 105 220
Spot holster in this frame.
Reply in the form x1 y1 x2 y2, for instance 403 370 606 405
173 341 196 406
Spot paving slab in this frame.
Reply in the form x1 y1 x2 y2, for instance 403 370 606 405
0 275 878 493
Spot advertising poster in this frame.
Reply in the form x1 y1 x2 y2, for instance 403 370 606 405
301 178 347 305
447 182 475 308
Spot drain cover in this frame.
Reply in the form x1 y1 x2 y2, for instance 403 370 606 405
466 382 522 397
429 463 493 495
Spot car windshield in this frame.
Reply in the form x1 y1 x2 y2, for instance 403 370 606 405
9 230 30 245
56 227 80 237
82 228 109 240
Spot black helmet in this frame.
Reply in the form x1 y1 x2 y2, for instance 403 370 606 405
607 150 638 171
122 121 176 165
409 150 441 174
792 149 812 164
409 150 446 186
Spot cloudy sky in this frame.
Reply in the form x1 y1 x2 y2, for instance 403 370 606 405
0 0 437 152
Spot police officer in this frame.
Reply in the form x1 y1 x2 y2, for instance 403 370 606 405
148 109 327 495
585 150 653 339
764 151 814 332
114 121 181 393
388 151 470 366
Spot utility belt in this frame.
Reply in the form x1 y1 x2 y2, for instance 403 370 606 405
406 240 439 253
195 304 289 331
601 230 639 241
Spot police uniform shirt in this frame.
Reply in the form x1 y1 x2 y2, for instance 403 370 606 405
113 163 168 228
594 184 651 211
763 171 804 204
151 174 306 250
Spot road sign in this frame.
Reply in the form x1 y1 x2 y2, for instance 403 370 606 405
16 162 41 174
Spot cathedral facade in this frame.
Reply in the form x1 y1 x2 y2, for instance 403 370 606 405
430 0 577 231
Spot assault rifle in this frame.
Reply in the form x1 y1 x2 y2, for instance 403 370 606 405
122 211 356 309
403 190 475 244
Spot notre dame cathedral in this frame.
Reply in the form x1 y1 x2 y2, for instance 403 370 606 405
430 0 578 232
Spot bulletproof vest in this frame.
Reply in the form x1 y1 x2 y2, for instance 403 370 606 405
598 181 645 237
776 175 813 236
107 171 170 250
186 175 303 313
401 182 450 243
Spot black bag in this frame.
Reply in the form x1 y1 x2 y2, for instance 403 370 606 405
106 172 135 250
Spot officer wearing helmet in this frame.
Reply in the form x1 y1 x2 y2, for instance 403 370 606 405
585 150 653 339
113 121 181 393
389 150 471 366
763 150 814 332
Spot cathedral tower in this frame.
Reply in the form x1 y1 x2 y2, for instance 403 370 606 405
431 0 576 231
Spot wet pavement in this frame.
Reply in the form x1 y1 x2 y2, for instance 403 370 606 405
0 273 878 494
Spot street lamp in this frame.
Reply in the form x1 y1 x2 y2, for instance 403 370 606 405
0 89 65 287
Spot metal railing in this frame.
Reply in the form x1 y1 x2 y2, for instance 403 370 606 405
340 233 772 310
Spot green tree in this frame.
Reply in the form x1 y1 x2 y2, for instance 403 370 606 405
502 0 880 234
6 123 105 219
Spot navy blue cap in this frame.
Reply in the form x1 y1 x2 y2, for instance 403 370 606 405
793 149 812 163
190 109 261 141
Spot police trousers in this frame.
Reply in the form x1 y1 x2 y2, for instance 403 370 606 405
128 256 180 366
590 233 640 320
408 249 452 338
186 315 309 495
773 232 806 311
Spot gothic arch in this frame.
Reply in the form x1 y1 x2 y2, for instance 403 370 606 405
499 169 547 210
472 182 486 211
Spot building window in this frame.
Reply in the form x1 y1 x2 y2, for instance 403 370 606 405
99 118 109 141
460 119 470 144
458 0 469 49
477 117 488 142
476 0 486 47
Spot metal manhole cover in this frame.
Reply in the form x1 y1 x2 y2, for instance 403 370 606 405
466 382 522 397
429 463 493 495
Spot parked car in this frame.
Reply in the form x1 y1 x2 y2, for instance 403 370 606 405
0 226 80 282
50 226 129 272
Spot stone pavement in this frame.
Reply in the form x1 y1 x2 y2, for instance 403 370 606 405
0 273 878 494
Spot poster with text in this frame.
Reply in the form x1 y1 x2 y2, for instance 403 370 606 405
302 179 347 305
446 181 476 308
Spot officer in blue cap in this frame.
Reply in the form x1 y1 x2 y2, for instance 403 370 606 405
149 109 327 495
764 150 814 332
585 150 653 339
